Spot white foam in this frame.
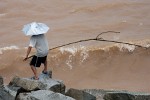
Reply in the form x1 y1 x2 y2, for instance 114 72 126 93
66 55 73 70
0 45 19 54
116 44 135 52
145 44 150 48
138 39 150 48
59 46 89 69
60 46 78 55
80 46 89 62
0 13 6 17
60 46 77 69
100 46 111 52
85 42 138 53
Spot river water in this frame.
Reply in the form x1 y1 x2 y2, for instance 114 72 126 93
0 0 150 92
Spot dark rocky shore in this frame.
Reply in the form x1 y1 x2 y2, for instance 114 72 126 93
0 71 150 100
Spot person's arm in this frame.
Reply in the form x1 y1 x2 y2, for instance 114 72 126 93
23 46 32 61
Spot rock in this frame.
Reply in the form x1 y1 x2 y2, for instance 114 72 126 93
0 72 149 100
83 89 107 100
9 75 65 93
84 89 150 100
66 88 96 100
0 76 3 87
16 90 75 100
9 76 42 91
52 79 66 94
48 70 52 78
103 91 150 100
103 92 134 100
39 70 52 79
0 85 21 100
37 74 66 93
39 78 66 94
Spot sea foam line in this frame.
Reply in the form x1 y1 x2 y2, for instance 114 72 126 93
59 46 89 69
116 44 136 52
0 13 7 17
59 46 78 55
0 45 19 54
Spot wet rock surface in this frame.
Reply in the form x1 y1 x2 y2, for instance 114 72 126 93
84 89 150 100
66 88 96 100
0 72 150 100
17 90 74 100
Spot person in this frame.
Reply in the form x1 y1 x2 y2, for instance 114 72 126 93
23 34 49 80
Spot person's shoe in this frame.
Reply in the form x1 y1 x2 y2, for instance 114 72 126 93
31 76 39 80
42 70 48 74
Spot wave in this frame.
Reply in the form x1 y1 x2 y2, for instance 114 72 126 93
0 45 19 54
59 39 150 54
0 40 149 72
48 39 150 70
0 13 7 17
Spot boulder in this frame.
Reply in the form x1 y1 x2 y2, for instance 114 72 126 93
66 88 96 100
84 89 150 100
83 89 107 100
9 75 65 93
39 78 66 94
103 91 150 100
103 92 134 100
0 76 3 87
48 70 52 78
0 85 21 100
9 76 42 91
39 70 52 78
16 90 75 100
0 72 150 100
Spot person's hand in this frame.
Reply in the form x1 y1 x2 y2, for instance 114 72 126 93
23 57 28 61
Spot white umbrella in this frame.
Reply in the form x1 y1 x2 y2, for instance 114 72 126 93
22 22 49 36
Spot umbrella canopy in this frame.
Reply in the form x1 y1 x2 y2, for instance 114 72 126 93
22 22 49 36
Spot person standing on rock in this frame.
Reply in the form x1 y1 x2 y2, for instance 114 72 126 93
22 22 50 80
